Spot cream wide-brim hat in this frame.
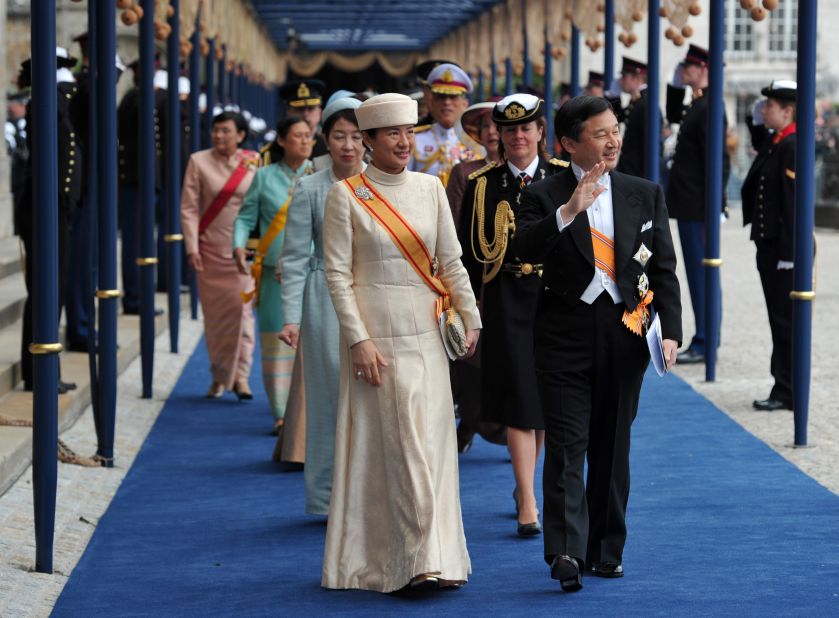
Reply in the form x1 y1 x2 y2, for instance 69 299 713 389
354 93 418 131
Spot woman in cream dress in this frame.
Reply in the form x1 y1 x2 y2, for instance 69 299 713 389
322 93 481 593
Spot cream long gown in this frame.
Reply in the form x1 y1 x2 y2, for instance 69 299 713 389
321 164 481 593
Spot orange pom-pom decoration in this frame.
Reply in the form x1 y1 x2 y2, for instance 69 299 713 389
121 9 138 25
632 10 643 22
763 0 778 9
116 0 133 9
751 6 767 20
688 3 702 16
682 25 694 37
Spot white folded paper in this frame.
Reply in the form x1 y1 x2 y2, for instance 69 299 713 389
646 313 667 376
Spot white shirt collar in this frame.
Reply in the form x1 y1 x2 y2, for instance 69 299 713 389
571 161 611 188
507 156 540 180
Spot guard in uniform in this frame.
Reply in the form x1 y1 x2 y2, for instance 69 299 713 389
413 59 449 126
741 80 798 411
278 79 327 159
459 93 568 536
615 57 657 179
584 71 605 97
7 91 29 236
18 48 82 393
409 63 478 187
665 44 730 363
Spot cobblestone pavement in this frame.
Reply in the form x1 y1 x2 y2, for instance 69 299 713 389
671 212 839 496
1 213 837 615
0 319 204 617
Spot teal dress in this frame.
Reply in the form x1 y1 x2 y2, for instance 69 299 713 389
234 160 312 420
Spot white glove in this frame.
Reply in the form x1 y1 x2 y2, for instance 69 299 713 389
777 260 794 270
751 98 767 126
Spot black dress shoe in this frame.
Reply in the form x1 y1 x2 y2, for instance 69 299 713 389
517 521 542 537
591 562 624 578
57 380 77 395
124 308 164 317
677 348 705 364
753 398 792 411
550 555 583 592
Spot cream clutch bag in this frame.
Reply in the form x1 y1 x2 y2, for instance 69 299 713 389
440 308 468 360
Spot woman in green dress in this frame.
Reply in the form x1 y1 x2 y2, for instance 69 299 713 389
233 117 313 432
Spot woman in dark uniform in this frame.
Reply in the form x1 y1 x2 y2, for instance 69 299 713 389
459 94 568 536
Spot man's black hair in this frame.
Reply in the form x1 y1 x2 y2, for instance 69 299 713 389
554 95 614 142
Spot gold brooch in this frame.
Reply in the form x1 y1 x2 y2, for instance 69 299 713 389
504 103 526 120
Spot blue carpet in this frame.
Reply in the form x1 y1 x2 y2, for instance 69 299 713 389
54 339 839 616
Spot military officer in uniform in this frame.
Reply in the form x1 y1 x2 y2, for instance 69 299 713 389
459 93 569 536
665 44 730 364
18 48 82 393
413 59 449 126
279 79 327 159
584 71 605 97
615 57 657 179
7 91 29 236
409 63 478 187
741 80 798 412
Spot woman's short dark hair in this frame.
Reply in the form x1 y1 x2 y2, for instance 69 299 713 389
267 115 310 162
496 116 549 162
554 96 614 142
212 111 248 144
323 108 360 138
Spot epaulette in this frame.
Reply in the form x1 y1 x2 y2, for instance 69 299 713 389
414 124 432 133
259 142 272 167
549 158 570 168
468 161 497 180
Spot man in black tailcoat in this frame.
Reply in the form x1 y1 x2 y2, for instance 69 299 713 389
514 96 682 592
614 57 659 179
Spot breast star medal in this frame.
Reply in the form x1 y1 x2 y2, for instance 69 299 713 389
637 272 649 298
633 243 652 267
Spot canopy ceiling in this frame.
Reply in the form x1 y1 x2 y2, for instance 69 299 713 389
249 0 506 52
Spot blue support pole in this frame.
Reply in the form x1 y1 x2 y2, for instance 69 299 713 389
604 0 615 88
86 0 101 443
645 0 661 184
139 0 157 399
188 15 200 320
570 26 580 97
165 0 182 353
703 0 724 382
505 57 513 95
791 0 818 446
477 70 485 102
218 46 226 107
204 39 216 149
544 36 554 154
522 1 531 89
490 60 498 96
95 0 118 464
31 0 59 575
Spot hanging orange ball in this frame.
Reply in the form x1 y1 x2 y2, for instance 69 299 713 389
673 35 685 46
751 6 767 20
116 0 133 9
763 0 779 9
689 3 702 16
659 6 670 18
597 23 605 33
132 4 144 19
632 10 644 22
740 0 756 9
120 9 138 25
682 25 694 37
166 5 174 18
627 32 638 45
665 26 677 40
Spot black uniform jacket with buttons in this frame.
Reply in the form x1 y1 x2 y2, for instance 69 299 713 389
741 117 796 261
615 89 663 179
514 167 683 344
117 87 164 188
665 84 730 221
456 157 568 429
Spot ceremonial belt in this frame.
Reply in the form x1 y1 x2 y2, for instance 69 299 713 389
240 186 295 305
199 151 255 235
590 226 653 337
343 173 451 317
499 262 542 277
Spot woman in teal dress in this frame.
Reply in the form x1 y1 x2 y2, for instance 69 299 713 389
278 97 365 515
234 117 313 432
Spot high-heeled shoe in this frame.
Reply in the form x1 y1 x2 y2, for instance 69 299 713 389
233 380 253 401
206 382 224 398
271 418 284 436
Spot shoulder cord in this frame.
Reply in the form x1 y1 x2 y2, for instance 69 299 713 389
469 175 515 283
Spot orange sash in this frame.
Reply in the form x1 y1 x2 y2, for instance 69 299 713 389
590 227 654 336
343 173 451 316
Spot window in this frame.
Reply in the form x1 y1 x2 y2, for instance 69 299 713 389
725 4 754 55
769 0 797 55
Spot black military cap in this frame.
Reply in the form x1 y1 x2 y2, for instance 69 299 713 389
620 57 647 75
761 79 797 102
415 59 459 85
279 79 325 108
126 51 161 72
492 93 545 126
7 91 28 103
681 44 709 67
559 82 572 97
587 71 605 87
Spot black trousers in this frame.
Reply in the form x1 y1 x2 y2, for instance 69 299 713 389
755 239 793 406
536 291 649 566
